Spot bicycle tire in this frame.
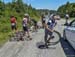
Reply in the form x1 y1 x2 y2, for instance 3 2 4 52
47 30 61 46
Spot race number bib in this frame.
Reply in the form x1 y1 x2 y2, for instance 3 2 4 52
23 24 26 27
11 23 15 26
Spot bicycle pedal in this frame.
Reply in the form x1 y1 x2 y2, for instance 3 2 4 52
51 36 55 38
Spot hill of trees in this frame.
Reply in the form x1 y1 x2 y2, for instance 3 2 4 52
0 0 40 19
37 9 57 15
57 2 75 17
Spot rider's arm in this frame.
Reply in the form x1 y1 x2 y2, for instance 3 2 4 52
44 23 53 32
14 17 17 24
15 20 17 24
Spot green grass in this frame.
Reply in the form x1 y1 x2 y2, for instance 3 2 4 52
0 17 20 47
0 33 11 47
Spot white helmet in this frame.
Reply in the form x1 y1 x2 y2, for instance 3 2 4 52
24 13 29 17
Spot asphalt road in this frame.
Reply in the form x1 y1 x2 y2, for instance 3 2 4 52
0 19 75 57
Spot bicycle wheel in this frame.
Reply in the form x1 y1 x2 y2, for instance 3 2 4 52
47 30 61 46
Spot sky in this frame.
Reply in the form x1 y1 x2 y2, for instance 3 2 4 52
3 0 75 10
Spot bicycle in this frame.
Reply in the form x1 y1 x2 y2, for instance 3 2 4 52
9 31 24 41
38 30 61 49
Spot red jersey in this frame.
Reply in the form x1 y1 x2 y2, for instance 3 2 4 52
10 18 16 23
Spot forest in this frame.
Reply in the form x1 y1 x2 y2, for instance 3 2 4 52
57 1 75 17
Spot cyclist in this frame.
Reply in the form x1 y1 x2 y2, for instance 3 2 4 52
10 16 17 33
41 14 46 28
22 13 32 40
44 14 57 48
31 19 38 32
64 14 69 25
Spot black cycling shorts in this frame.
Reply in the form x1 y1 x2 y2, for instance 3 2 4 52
42 20 45 24
11 25 17 30
23 26 28 31
34 23 37 26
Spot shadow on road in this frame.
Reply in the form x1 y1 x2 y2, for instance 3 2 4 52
36 42 56 49
60 37 75 57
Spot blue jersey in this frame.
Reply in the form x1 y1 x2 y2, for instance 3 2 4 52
45 19 56 35
47 19 56 30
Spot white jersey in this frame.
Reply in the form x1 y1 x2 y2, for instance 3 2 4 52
44 15 50 24
22 18 28 27
66 14 69 17
65 14 69 19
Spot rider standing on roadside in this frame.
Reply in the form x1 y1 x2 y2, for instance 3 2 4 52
44 14 57 48
22 13 32 39
31 19 38 32
41 14 46 28
10 16 17 33
64 13 69 25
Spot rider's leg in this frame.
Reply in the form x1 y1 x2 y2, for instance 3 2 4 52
35 25 38 32
27 30 30 38
44 34 48 43
27 30 32 40
26 27 31 38
33 26 35 32
44 30 48 47
23 31 26 36
12 25 17 34
43 23 44 28
47 32 54 43
23 27 26 36
15 25 18 33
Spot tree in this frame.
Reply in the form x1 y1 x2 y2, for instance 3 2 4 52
57 2 75 17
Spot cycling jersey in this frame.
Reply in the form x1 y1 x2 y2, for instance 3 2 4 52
47 19 56 30
45 18 56 36
11 18 16 23
22 18 28 27
10 17 17 30
22 17 28 31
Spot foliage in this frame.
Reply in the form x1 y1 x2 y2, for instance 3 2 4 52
0 0 40 46
37 9 57 16
57 1 75 17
